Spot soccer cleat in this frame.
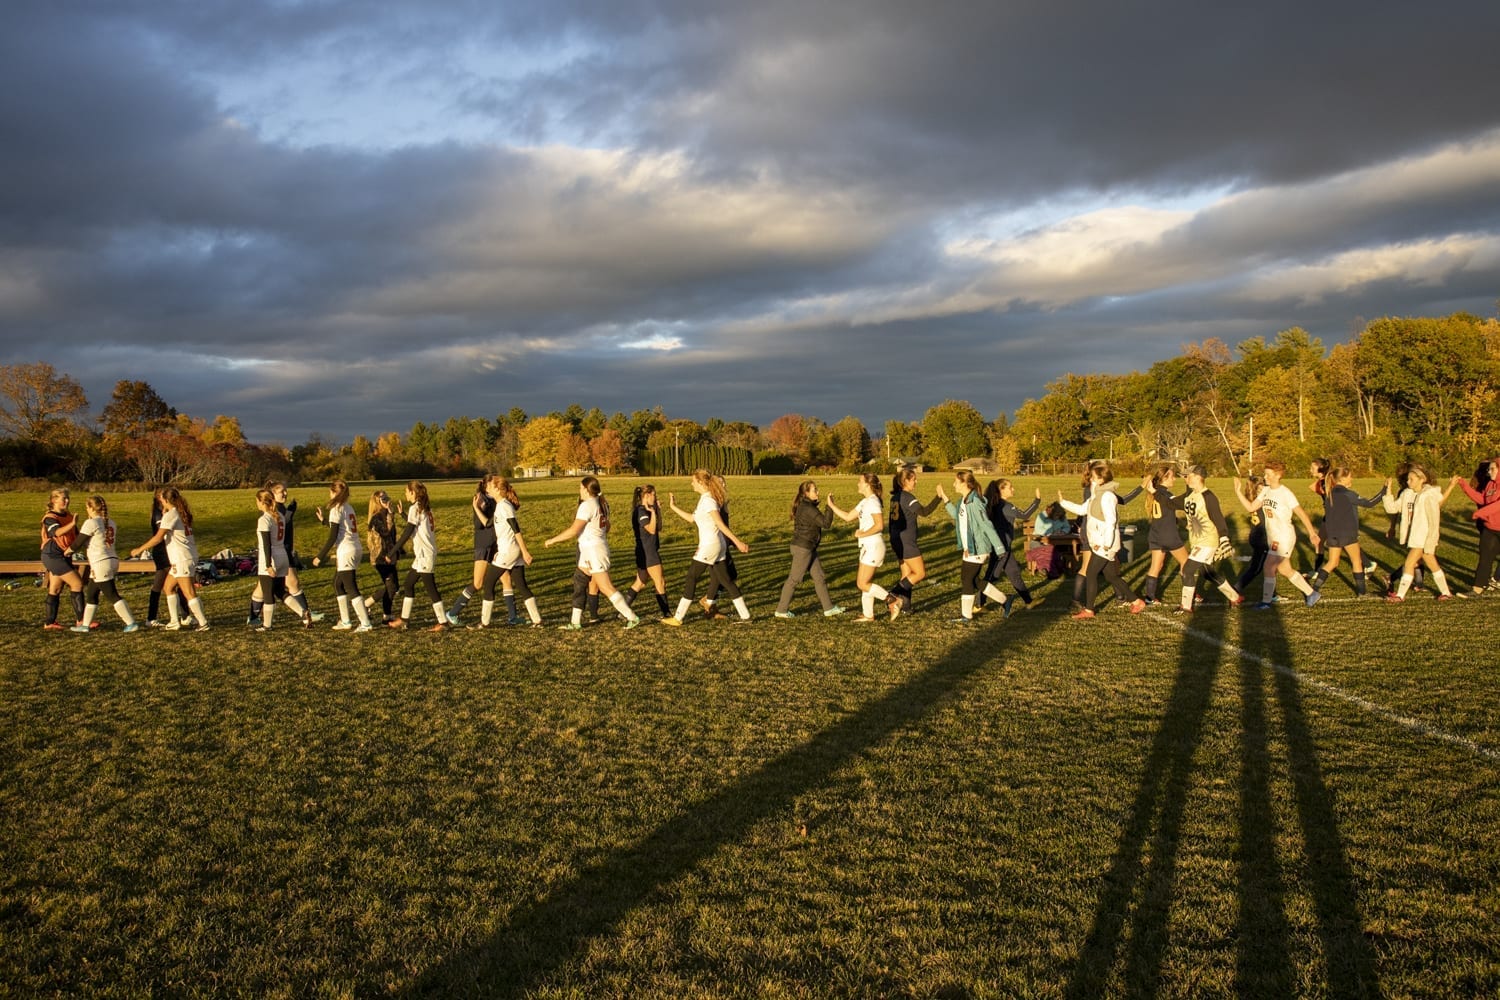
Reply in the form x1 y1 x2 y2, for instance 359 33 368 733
353 623 374 633
557 622 582 631
122 622 140 633
163 622 184 631
824 606 845 617
1253 602 1274 611
1436 594 1453 602
950 616 973 625
446 611 462 626
1141 597 1158 606
331 621 354 631
1384 595 1404 604
774 611 795 619
147 620 163 628
660 616 684 627
507 614 526 626
388 619 407 629
1070 608 1096 620
623 618 642 629
69 624 91 634
1129 598 1146 614
196 624 210 633
852 615 876 624
466 623 489 630
1001 600 1013 620
1305 591 1322 608
1172 606 1192 616
43 622 65 631
308 610 326 622
1229 596 1246 607
88 621 100 630
887 597 902 621
429 623 447 632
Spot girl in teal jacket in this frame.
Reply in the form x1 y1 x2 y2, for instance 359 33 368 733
936 469 1013 624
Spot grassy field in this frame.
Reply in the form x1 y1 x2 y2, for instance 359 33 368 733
2 475 1497 997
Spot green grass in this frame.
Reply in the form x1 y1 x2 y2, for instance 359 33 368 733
2 476 1498 997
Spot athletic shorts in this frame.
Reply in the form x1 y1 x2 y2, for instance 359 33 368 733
635 543 662 569
41 552 76 577
1324 531 1358 549
474 540 498 562
859 538 886 568
169 559 198 580
1187 544 1216 565
578 542 611 575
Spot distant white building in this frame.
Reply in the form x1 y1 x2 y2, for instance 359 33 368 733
517 466 552 479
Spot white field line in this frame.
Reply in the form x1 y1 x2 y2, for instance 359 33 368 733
1144 611 1500 764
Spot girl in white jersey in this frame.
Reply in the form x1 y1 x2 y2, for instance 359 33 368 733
249 488 296 631
545 476 642 630
66 495 139 632
473 475 542 628
312 479 373 632
1382 463 1457 601
388 480 449 630
1232 461 1321 609
828 474 894 622
129 486 209 631
663 468 752 625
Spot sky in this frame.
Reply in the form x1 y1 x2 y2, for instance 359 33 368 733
3 0 1499 446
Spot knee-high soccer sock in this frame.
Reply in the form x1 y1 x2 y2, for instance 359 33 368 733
608 590 639 623
524 597 541 624
655 593 670 615
1432 570 1452 597
960 593 975 619
283 595 307 618
186 597 208 626
400 596 414 621
45 593 61 625
1311 568 1329 589
732 596 750 620
869 583 889 601
1216 579 1240 601
249 598 264 623
1262 575 1277 603
1072 572 1087 604
982 583 1007 609
673 597 692 621
1352 571 1367 596
148 588 161 622
1144 575 1159 600
480 600 494 626
1289 571 1314 596
351 596 371 627
571 606 584 627
70 590 84 622
624 587 638 607
167 593 182 626
80 601 98 628
1181 585 1196 611
1395 573 1414 598
262 603 275 629
431 601 447 625
336 595 351 625
587 592 601 619
113 599 136 626
450 585 475 616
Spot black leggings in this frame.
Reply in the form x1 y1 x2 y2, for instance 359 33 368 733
85 578 121 606
333 569 361 599
1477 524 1499 589
483 563 532 601
402 569 440 603
961 560 986 596
1236 544 1269 592
374 563 399 614
984 550 1030 597
258 575 289 603
682 559 739 602
1085 554 1136 607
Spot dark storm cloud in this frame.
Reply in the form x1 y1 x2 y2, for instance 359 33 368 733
2 0 1498 443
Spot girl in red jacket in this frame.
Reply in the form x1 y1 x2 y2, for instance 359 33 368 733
1452 457 1500 595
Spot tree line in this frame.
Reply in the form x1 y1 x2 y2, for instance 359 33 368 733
2 311 1496 487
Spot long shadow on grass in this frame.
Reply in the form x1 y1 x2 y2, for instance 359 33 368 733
1244 602 1383 998
1062 592 1227 998
401 595 1060 997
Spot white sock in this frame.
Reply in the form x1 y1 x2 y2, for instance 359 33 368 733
284 595 305 615
732 596 750 620
674 598 692 621
401 597 414 620
1262 576 1276 603
960 594 975 619
861 591 875 617
608 590 638 623
869 583 888 601
572 607 583 626
432 602 446 624
982 583 1006 606
353 597 370 627
1217 580 1239 601
263 605 274 628
113 600 135 626
1433 570 1451 597
336 595 350 625
481 600 494 626
525 597 541 624
1181 585 1196 611
1290 572 1313 597
81 603 97 627
187 597 207 626
1396 573 1413 599
167 593 181 625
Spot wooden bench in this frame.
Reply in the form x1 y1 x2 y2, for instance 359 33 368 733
1017 519 1081 576
0 559 158 576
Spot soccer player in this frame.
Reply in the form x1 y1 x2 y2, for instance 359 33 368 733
388 480 449 630
625 485 671 617
1310 468 1385 597
662 469 751 626
444 481 496 626
975 478 1040 612
1059 463 1147 620
887 466 943 617
935 470 1012 624
474 476 541 628
773 480 843 619
39 488 85 630
545 476 642 630
1175 467 1245 614
1139 464 1189 606
365 490 401 623
1451 458 1500 595
828 474 893 623
66 495 139 632
1383 463 1456 601
311 479 373 632
1232 462 1321 609
129 486 210 631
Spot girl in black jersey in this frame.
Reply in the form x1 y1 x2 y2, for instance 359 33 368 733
625 484 671 617
1234 475 1270 594
39 488 85 630
1310 467 1384 596
975 478 1040 611
365 490 401 623
445 480 497 626
252 482 320 625
144 489 172 627
1308 457 1331 568
887 466 943 617
1140 464 1188 605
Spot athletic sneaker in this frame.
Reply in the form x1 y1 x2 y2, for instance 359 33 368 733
887 598 902 621
1304 591 1323 608
1436 594 1453 602
1141 597 1159 606
353 623 374 633
1070 608 1096 620
557 622 582 631
122 623 140 633
774 611 795 619
446 611 462 626
1001 600 1013 620
163 621 184 631
196 624 210 633
660 617 683 627
388 619 407 629
852 615 877 624
1172 606 1192 616
1384 595 1405 604
1253 602 1274 611
1128 599 1146 614
252 624 271 633
331 621 354 631
823 606 845 617
623 618 642 629
466 623 489 630
507 614 526 626
42 622 64 631
429 623 447 632
69 624 91 634
1229 596 1246 607
308 611 326 622
950 616 973 626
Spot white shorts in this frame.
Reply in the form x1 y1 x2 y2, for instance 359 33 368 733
336 543 361 572
859 538 886 568
693 542 723 564
1188 544 1216 565
169 559 197 580
578 542 611 575
90 558 119 584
